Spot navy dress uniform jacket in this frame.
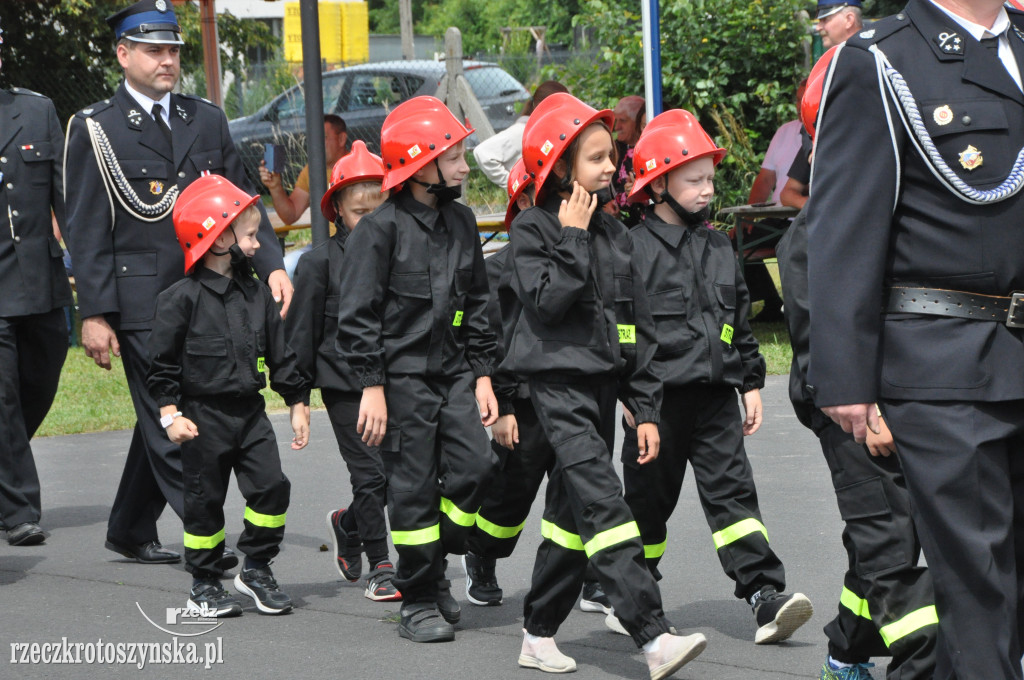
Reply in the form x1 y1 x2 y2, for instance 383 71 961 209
0 87 72 316
808 1 1024 405
507 194 661 424
630 212 765 393
335 190 498 384
64 84 284 331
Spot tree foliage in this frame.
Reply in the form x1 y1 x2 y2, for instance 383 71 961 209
548 0 810 212
416 0 580 54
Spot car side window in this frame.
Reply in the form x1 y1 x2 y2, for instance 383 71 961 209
274 87 304 120
463 67 528 99
323 75 346 113
346 74 405 111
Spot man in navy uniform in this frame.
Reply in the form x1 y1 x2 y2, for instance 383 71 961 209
0 18 72 546
64 0 291 564
808 0 1024 676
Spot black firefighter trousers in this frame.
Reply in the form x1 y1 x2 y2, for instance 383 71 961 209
817 422 938 680
523 376 673 648
180 395 290 578
622 385 786 601
381 372 497 605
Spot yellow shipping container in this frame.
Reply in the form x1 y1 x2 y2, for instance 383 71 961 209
284 1 369 66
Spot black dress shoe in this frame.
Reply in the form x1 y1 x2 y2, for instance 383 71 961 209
105 538 181 564
7 522 46 546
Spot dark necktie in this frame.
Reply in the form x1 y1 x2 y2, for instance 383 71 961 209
152 103 172 147
980 35 1000 54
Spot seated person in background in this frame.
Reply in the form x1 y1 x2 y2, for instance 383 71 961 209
747 79 807 206
472 81 568 188
779 130 813 210
260 114 349 276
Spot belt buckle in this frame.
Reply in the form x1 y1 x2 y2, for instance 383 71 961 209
1008 292 1024 328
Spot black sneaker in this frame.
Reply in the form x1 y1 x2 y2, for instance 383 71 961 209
188 580 242 618
326 509 363 581
437 559 461 624
234 566 293 615
365 561 402 602
751 585 813 644
398 603 455 643
580 580 612 614
462 553 502 606
215 546 239 572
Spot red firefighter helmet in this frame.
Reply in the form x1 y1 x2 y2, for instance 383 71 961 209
504 157 533 229
802 46 840 140
628 109 726 203
521 92 614 201
379 95 473 192
320 140 386 222
173 174 260 274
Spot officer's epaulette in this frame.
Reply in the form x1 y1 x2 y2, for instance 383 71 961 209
178 92 216 107
845 12 910 49
9 86 46 98
76 100 113 118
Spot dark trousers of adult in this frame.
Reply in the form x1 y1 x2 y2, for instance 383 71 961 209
180 395 290 578
883 399 1024 680
523 375 673 647
0 310 67 527
322 389 388 545
382 372 497 605
108 330 185 545
622 385 785 600
467 397 554 559
817 422 939 680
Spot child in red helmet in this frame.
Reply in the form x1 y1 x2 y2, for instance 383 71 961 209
147 174 310 618
506 92 706 679
335 96 500 643
283 141 401 603
624 109 813 644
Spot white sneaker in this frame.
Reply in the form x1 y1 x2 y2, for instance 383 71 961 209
518 630 577 673
645 632 707 680
604 609 629 636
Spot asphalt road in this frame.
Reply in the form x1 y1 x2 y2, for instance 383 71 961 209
0 376 893 679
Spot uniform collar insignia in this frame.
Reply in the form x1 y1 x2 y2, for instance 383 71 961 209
935 30 963 54
1014 25 1024 43
176 103 188 121
127 108 143 127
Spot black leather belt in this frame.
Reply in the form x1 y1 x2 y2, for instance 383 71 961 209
885 286 1024 327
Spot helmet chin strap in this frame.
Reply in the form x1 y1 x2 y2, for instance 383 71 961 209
408 158 462 205
554 167 614 210
208 226 237 256
654 189 709 227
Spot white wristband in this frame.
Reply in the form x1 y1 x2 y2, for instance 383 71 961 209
160 411 182 429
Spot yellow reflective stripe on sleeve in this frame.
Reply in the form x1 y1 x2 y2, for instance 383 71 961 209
243 507 286 528
183 528 225 550
440 497 476 527
583 521 641 558
475 513 525 540
617 324 636 344
453 310 464 327
391 524 441 546
711 518 768 549
721 324 734 345
879 606 939 647
840 586 873 620
540 519 584 551
644 540 667 559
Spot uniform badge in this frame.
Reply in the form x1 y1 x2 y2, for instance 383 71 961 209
859 29 875 39
155 0 167 11
959 145 983 170
20 144 34 151
176 104 188 121
149 180 164 195
127 108 143 127
407 144 421 158
512 178 520 192
202 217 217 230
645 158 657 172
936 31 963 54
540 140 554 156
933 105 953 126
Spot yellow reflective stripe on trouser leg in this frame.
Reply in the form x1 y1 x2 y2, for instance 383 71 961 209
243 507 287 528
392 524 441 546
644 539 667 559
440 497 477 527
475 513 525 540
584 521 641 558
711 518 768 549
879 606 939 647
183 528 225 550
839 586 873 620
539 519 584 551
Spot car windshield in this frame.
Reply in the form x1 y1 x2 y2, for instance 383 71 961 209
270 75 346 119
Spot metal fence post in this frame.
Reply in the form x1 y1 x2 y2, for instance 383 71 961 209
301 0 329 246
